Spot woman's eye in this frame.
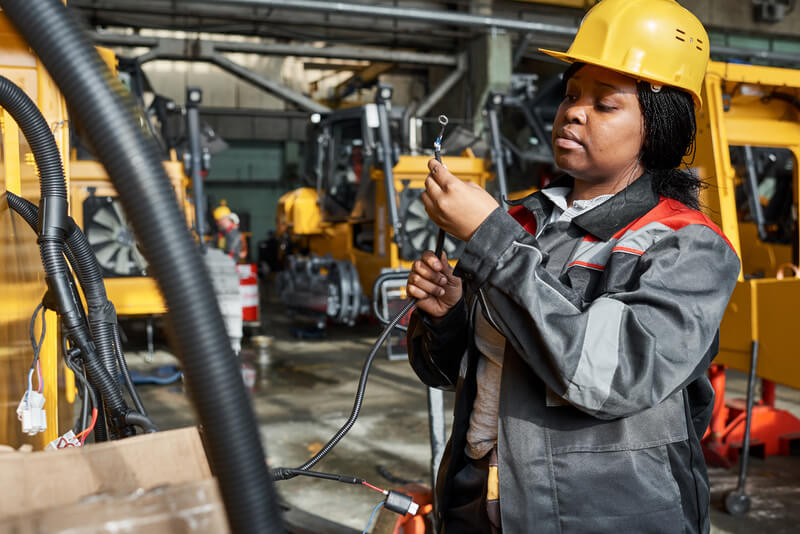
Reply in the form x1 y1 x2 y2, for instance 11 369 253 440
596 103 615 112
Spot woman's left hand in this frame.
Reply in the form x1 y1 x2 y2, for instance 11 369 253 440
421 159 500 242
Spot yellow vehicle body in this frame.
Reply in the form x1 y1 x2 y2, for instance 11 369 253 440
695 61 800 389
278 154 492 298
0 14 73 448
68 158 191 316
0 14 194 447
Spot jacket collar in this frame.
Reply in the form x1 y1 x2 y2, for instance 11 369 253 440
514 173 659 241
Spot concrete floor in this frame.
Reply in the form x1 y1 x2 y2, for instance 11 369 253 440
121 291 800 533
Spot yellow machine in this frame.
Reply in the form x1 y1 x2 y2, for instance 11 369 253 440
275 85 492 334
0 22 192 448
696 61 800 386
0 14 73 448
69 157 190 317
695 60 800 462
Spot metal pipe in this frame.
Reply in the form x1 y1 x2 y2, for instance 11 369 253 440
185 87 207 250
192 0 578 35
90 32 458 66
743 145 768 241
513 32 534 69
738 340 760 493
713 45 800 67
486 92 510 205
374 84 401 242
415 53 467 119
208 51 329 113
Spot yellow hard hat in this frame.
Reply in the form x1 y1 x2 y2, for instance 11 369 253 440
213 202 231 221
540 0 709 108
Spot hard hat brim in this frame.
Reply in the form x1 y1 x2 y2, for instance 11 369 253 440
537 48 703 109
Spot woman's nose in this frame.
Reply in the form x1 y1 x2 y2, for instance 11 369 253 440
563 103 587 124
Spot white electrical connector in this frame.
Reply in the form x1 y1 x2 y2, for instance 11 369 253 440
46 430 82 451
17 391 47 436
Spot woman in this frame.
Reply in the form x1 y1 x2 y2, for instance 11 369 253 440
406 1 740 533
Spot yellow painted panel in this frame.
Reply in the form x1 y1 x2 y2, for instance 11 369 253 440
105 278 167 316
708 61 800 89
39 310 58 445
720 279 800 389
2 111 20 194
726 119 800 149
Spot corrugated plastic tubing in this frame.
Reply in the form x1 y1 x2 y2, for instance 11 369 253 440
0 1 283 531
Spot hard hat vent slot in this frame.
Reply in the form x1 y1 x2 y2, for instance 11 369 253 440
676 35 686 42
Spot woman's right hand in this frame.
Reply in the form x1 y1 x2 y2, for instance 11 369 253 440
407 250 463 318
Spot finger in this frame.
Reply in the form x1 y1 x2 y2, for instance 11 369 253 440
408 283 437 300
409 273 446 297
421 251 444 272
420 190 436 217
413 258 444 283
424 174 443 197
427 159 452 187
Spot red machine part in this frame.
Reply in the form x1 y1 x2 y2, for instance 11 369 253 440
703 364 800 467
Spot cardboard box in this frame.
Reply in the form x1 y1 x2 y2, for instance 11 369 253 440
0 426 230 533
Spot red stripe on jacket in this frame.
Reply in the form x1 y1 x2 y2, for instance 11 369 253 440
612 197 736 252
509 205 537 236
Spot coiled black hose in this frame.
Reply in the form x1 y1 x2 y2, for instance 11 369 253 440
0 1 283 531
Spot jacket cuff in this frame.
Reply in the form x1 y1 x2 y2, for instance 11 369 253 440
420 297 466 334
455 207 533 288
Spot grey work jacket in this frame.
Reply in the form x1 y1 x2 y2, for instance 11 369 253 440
407 174 741 533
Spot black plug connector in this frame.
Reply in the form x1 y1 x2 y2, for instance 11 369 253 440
384 490 419 516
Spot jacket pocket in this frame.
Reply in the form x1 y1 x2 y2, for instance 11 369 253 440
552 443 684 533
548 390 688 454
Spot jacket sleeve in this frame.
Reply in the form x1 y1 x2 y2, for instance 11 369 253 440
455 207 741 419
406 298 469 390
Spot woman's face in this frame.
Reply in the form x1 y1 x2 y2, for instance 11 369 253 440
552 65 644 185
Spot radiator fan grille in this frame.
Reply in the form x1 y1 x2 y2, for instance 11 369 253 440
399 189 463 261
84 196 148 277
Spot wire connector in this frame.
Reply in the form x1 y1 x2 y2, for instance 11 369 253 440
384 490 419 516
17 391 47 436
46 430 82 450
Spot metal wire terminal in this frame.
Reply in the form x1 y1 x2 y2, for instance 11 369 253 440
433 114 449 162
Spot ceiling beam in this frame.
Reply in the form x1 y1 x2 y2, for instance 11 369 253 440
90 32 459 66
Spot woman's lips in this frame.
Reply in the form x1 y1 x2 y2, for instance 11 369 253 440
554 136 583 149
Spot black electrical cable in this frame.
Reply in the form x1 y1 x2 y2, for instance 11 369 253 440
125 410 159 433
28 301 46 373
274 117 450 481
113 325 147 416
8 191 122 387
65 349 102 442
0 74 137 438
0 2 284 531
6 191 142 438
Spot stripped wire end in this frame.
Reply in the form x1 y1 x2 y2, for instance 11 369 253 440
75 408 98 445
362 480 388 495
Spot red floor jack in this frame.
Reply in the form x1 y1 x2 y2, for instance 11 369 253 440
704 360 800 468
703 342 800 515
